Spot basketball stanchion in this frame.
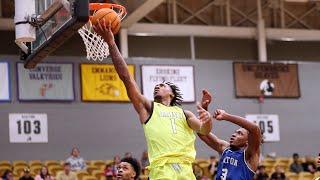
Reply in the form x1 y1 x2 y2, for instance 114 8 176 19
78 3 127 62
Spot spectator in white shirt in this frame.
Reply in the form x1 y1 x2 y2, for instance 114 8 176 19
66 147 86 171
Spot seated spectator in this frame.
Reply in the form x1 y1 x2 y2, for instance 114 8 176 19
208 156 218 179
318 154 320 171
270 165 286 180
1 170 13 180
104 164 113 180
66 147 86 171
19 168 34 180
254 165 269 180
302 156 317 174
56 162 77 180
140 150 149 175
116 157 141 180
192 163 203 180
35 166 54 180
290 153 303 174
111 155 121 177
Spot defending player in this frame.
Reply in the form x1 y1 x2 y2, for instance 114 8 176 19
93 20 212 180
199 90 261 180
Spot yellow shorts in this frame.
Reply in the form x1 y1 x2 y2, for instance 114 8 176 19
149 163 196 180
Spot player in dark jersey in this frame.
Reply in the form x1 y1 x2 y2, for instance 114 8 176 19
198 90 261 180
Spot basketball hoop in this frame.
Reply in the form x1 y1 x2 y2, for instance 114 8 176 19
78 3 127 61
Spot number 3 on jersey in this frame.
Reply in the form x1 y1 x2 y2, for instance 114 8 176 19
221 168 228 180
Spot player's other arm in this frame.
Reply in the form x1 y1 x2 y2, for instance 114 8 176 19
198 133 229 154
215 110 261 168
184 104 212 135
93 21 151 123
200 89 212 111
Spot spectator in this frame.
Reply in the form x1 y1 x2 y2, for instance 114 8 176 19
318 154 320 171
140 150 149 175
302 156 317 174
208 156 218 179
117 157 141 180
66 147 86 171
192 163 203 180
104 164 113 180
35 166 54 180
111 155 121 177
124 152 132 158
1 170 13 180
290 153 303 174
19 168 34 180
270 165 286 180
56 162 77 180
254 165 269 180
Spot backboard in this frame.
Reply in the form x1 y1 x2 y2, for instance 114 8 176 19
15 0 89 69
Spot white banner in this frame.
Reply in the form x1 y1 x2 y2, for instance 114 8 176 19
0 62 10 101
141 65 195 102
245 114 280 142
9 113 48 143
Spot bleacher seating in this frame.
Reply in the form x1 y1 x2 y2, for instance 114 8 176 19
0 157 318 180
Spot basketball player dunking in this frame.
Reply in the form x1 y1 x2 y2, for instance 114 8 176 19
199 90 261 180
94 20 213 180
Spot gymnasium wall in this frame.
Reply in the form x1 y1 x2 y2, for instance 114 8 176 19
0 56 319 161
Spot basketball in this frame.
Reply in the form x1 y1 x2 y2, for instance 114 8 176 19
91 8 121 34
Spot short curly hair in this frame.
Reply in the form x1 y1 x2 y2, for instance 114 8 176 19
121 157 141 180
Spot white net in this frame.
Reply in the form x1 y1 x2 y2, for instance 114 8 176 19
78 22 109 61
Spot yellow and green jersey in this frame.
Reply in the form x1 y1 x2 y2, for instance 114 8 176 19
143 102 196 168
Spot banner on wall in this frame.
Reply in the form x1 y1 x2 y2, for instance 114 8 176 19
245 114 280 142
17 63 74 101
233 62 300 98
9 113 48 143
141 65 195 102
81 64 135 101
0 62 10 101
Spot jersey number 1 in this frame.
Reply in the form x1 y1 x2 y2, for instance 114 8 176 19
170 118 177 134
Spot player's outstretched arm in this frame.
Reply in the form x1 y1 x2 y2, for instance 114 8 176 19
197 89 229 154
184 104 212 135
94 20 151 123
214 109 261 167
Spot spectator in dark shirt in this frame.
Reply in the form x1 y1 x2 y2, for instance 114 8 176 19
140 150 149 175
270 165 286 180
1 170 13 180
19 168 34 180
290 153 303 174
254 165 269 180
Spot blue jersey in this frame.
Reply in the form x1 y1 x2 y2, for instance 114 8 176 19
216 148 255 180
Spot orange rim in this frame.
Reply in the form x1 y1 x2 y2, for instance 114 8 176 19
89 3 127 20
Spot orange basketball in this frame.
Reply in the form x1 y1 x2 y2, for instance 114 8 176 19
91 8 121 34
